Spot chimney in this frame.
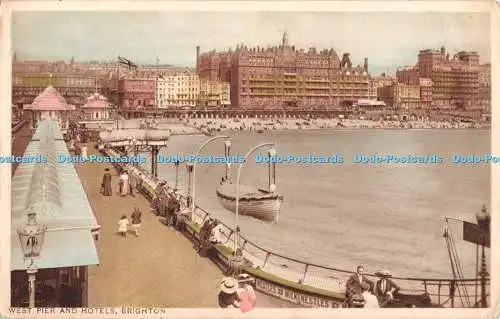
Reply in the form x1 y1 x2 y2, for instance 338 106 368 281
440 46 445 55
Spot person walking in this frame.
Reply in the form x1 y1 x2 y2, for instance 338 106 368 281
118 215 129 237
120 170 129 196
130 207 142 237
81 144 88 159
101 168 113 196
129 172 137 197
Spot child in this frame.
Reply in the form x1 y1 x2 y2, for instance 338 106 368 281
118 215 129 237
130 207 142 237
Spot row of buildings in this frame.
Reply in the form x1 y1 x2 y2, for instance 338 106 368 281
390 47 491 111
12 56 230 110
196 33 490 111
12 34 491 112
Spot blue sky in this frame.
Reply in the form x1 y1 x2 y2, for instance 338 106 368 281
12 11 490 75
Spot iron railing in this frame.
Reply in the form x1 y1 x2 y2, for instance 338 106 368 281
104 146 490 308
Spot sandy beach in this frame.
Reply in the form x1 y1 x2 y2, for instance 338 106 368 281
187 117 489 134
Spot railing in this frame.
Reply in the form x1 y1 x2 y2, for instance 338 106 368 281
12 120 26 134
102 147 489 308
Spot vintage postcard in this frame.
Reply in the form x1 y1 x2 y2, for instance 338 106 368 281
1 1 498 318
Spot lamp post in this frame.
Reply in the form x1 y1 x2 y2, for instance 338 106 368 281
186 163 194 210
17 210 47 309
475 205 490 308
174 160 180 189
233 143 275 254
191 135 230 221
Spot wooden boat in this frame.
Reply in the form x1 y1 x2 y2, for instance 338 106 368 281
216 142 283 222
216 183 283 222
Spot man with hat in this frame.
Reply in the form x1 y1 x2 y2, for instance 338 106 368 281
374 269 400 305
218 277 240 308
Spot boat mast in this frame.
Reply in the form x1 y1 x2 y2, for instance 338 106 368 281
268 149 276 192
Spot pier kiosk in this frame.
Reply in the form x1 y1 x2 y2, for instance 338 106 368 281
99 128 170 177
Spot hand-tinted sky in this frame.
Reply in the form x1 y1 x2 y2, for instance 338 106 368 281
12 11 490 75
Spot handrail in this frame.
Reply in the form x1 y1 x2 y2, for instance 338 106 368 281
104 146 489 307
12 120 26 133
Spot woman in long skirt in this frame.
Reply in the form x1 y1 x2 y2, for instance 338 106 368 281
101 168 113 196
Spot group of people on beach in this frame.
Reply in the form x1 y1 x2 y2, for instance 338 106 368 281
345 265 400 308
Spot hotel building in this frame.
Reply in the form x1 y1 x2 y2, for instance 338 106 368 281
197 32 371 109
156 73 200 109
199 79 231 107
156 73 231 109
377 82 420 109
397 47 488 110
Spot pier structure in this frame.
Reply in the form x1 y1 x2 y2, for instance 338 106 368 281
11 120 293 308
11 119 100 307
10 120 490 308
98 128 170 178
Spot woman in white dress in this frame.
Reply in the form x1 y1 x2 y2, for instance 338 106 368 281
118 215 129 237
81 144 88 159
120 171 129 196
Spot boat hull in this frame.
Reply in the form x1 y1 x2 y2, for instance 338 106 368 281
216 193 282 222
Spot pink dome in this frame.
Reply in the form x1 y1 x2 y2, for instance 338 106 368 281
28 85 75 111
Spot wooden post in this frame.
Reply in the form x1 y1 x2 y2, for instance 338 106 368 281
263 252 271 268
301 264 309 284
81 266 88 307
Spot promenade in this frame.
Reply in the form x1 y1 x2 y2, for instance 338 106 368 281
74 142 295 307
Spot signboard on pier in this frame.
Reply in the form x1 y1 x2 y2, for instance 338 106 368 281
463 221 490 247
255 278 341 308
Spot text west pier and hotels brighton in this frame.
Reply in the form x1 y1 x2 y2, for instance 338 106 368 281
9 28 491 311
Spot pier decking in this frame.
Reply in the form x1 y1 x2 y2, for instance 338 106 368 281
74 144 295 307
11 124 295 308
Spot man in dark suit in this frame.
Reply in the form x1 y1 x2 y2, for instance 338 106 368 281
375 270 400 305
346 265 374 298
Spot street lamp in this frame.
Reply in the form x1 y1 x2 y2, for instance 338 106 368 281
17 210 47 308
475 204 490 308
186 163 194 210
224 140 231 182
233 143 275 254
191 135 230 221
174 160 180 189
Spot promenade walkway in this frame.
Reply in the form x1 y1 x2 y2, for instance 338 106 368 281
74 143 295 307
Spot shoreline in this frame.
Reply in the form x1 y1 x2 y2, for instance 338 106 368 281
186 118 490 134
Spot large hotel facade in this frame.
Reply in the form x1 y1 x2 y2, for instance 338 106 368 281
197 32 371 109
396 47 490 110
